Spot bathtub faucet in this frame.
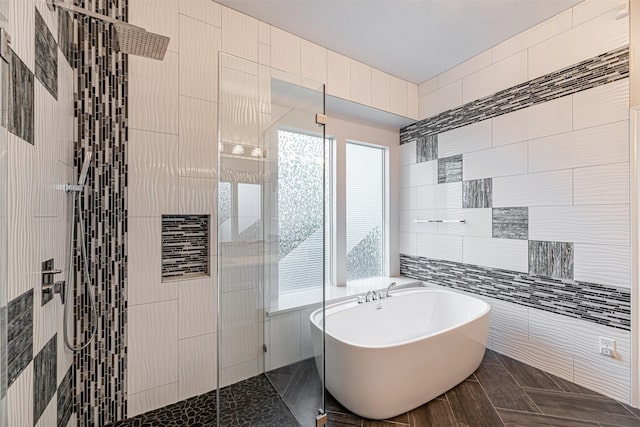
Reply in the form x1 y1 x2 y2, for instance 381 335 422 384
364 290 379 302
385 282 397 298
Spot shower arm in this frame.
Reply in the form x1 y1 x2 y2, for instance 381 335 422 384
47 0 145 31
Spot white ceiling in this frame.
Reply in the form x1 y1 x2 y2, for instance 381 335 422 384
219 0 582 84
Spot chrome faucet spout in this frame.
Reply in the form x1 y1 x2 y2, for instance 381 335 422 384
365 290 376 302
385 282 397 298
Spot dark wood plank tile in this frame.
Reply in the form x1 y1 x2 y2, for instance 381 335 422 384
475 362 540 413
497 354 562 391
482 348 502 365
408 398 457 427
327 411 362 427
447 379 505 427
497 408 600 426
385 412 408 423
362 421 401 427
326 391 352 414
545 373 601 396
525 388 639 426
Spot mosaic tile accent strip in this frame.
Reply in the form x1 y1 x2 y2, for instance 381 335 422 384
400 46 629 145
9 49 34 144
463 178 492 208
7 289 32 387
438 154 462 183
162 215 210 280
400 254 630 330
35 9 58 100
73 0 128 424
417 135 437 163
57 366 73 427
34 334 57 425
529 241 574 280
493 207 528 240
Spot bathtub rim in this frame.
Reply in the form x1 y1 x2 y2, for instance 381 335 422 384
310 288 491 350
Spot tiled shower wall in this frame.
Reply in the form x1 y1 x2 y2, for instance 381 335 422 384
400 0 632 403
5 0 76 426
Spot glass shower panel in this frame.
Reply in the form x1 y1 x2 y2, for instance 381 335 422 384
217 53 326 426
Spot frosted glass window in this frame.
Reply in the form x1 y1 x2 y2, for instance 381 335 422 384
346 142 384 281
277 130 325 295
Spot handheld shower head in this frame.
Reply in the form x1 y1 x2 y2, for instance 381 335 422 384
78 150 93 186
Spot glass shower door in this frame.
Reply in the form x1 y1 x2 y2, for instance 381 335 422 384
217 53 327 426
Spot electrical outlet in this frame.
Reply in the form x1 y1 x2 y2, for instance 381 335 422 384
599 337 616 358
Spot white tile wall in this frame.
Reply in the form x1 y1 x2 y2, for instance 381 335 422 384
268 311 301 370
462 51 528 104
419 80 462 119
179 15 221 102
221 6 259 62
35 394 57 427
399 140 416 166
179 0 221 27
573 162 629 206
438 50 492 88
8 362 33 426
178 333 217 399
300 39 327 84
572 0 619 25
350 60 372 106
389 76 409 117
463 237 529 272
574 243 631 289
573 78 629 130
415 233 463 262
327 50 350 99
128 300 179 394
492 96 573 147
528 121 628 173
270 27 301 75
463 142 528 181
178 97 217 179
493 170 573 207
438 119 492 157
409 160 438 187
415 182 462 209
128 383 179 418
179 277 217 339
129 0 179 53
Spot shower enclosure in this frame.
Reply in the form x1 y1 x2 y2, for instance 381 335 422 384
217 53 328 426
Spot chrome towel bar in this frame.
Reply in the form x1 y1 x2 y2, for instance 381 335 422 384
414 219 466 223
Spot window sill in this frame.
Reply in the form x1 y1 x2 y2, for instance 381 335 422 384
266 276 423 316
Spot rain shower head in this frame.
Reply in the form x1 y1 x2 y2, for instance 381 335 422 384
78 150 93 186
48 0 170 60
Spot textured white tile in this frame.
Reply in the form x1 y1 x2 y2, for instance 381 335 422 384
529 11 628 79
9 0 34 69
419 80 462 120
179 0 221 27
399 210 411 233
35 0 58 44
529 205 629 245
179 15 220 102
573 0 620 26
300 306 319 359
400 165 410 188
574 243 630 288
179 177 216 216
128 300 179 394
419 77 438 97
179 97 217 179
415 233 463 262
408 83 419 120
35 392 56 427
573 79 629 130
57 303 73 386
129 52 179 134
389 76 409 117
399 188 412 210
268 311 301 370
179 333 217 399
487 297 529 352
400 140 416 166
409 160 438 187
574 162 629 206
128 129 179 217
129 0 178 53
492 9 572 62
33 222 59 355
219 66 260 146
327 51 350 99
220 324 260 368
438 119 492 157
462 51 527 104
463 237 529 272
220 358 260 387
128 218 177 305
350 60 372 106
300 39 327 85
220 288 259 330
179 276 217 339
463 142 527 181
128 383 179 417
415 182 462 209
493 170 573 207
270 27 300 75
399 232 416 255
411 209 492 238
221 6 258 61
55 52 75 168
258 43 271 66
492 96 573 147
8 135 35 301
528 121 629 173
258 21 270 44
438 50 492 87
8 362 33 427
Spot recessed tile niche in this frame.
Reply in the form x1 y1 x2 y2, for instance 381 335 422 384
161 215 210 281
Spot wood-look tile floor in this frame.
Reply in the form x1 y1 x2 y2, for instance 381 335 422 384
267 350 640 427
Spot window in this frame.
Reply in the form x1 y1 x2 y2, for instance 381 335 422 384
345 142 385 281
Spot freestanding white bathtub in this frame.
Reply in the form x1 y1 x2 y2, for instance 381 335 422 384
310 288 490 420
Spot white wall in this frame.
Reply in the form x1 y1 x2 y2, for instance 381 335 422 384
404 0 632 403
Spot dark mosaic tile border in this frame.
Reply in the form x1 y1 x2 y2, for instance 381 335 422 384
7 289 33 387
35 9 58 100
34 334 57 425
400 254 630 331
162 215 210 281
73 0 128 424
400 46 629 144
